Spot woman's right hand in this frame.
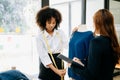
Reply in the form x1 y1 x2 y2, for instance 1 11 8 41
56 69 66 77
48 64 66 77
73 57 84 67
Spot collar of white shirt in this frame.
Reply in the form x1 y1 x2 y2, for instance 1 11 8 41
43 29 58 38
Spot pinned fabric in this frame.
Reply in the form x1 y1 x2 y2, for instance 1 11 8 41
68 31 94 80
0 70 29 80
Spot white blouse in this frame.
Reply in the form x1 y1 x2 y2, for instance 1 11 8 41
36 29 68 68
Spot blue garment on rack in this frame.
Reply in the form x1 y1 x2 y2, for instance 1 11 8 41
68 31 94 80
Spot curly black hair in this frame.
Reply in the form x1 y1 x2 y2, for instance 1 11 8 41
36 6 62 30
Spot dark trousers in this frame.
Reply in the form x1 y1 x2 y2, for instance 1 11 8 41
38 53 64 80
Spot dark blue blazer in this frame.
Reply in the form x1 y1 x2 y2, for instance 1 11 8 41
68 31 94 80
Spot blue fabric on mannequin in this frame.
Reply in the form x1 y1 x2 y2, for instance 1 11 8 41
68 31 94 80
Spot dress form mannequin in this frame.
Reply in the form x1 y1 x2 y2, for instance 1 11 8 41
72 24 93 33
68 25 94 80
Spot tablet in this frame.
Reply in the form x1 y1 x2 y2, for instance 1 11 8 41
57 54 72 63
57 54 85 67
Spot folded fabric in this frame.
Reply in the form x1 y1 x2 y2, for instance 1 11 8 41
0 70 29 80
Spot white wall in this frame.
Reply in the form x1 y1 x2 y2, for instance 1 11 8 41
86 0 104 27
